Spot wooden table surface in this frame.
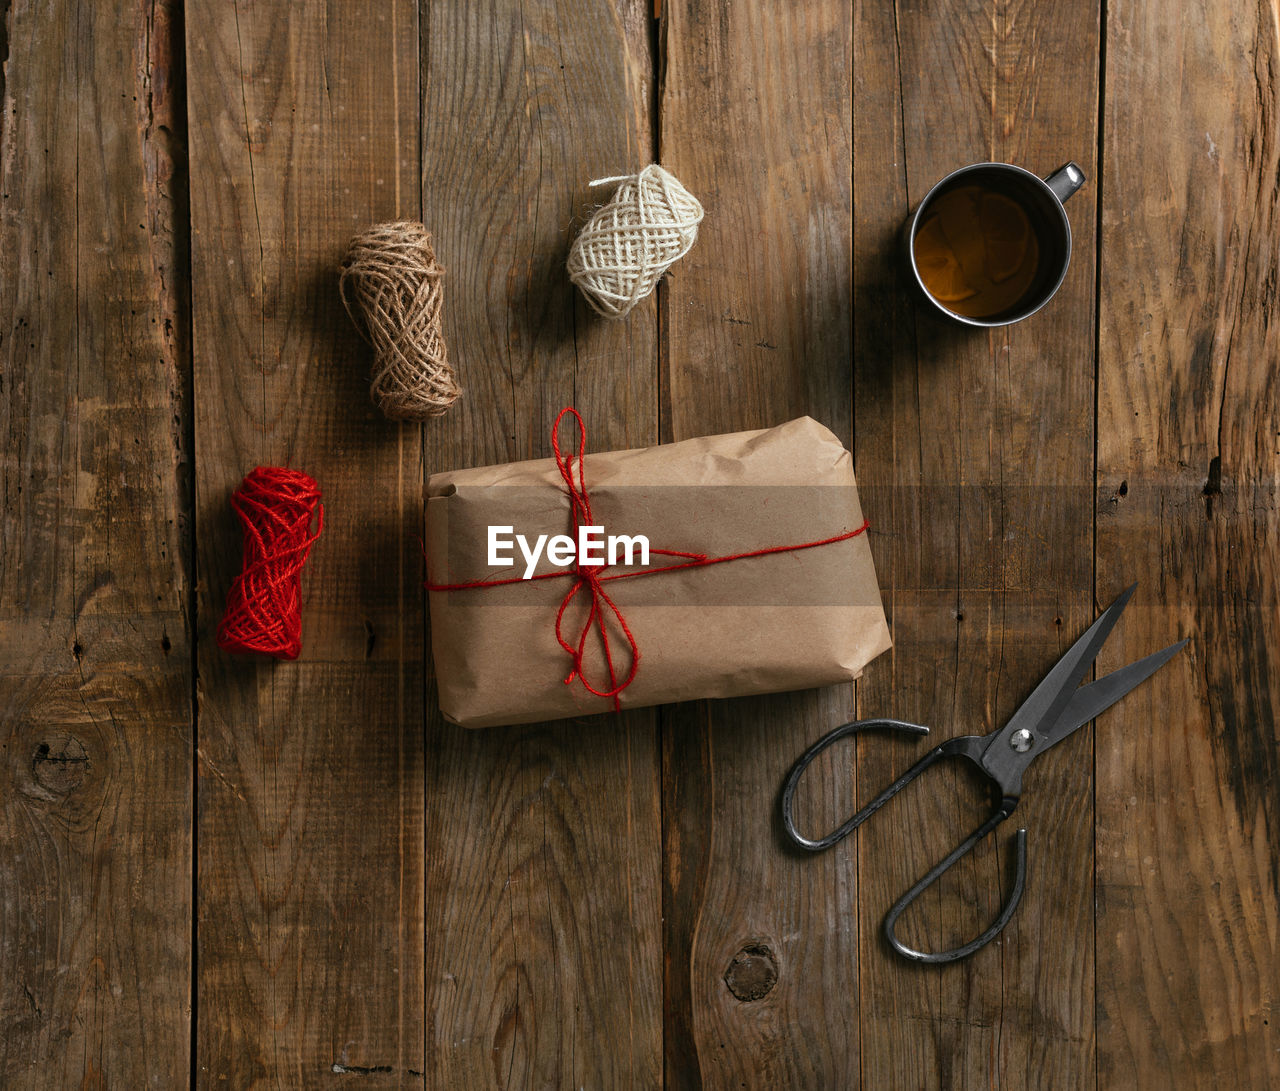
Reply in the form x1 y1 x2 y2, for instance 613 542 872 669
2 0 1277 1087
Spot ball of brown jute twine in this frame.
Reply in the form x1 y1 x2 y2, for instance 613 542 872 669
567 164 704 319
339 222 461 420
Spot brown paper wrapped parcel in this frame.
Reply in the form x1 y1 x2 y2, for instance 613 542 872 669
426 416 891 728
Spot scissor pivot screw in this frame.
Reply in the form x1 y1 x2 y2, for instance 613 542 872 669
1009 729 1034 752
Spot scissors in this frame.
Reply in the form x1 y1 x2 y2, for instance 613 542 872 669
780 584 1186 964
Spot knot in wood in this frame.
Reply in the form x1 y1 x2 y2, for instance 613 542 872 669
723 943 778 1002
31 735 90 795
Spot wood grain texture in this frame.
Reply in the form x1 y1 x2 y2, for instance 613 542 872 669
185 0 424 1083
4 1 1280 1086
658 2 859 1085
1095 0 1280 1082
852 0 1100 1086
419 1 662 1086
0 0 193 1085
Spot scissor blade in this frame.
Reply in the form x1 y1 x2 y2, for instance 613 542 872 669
1001 583 1137 742
1040 639 1188 748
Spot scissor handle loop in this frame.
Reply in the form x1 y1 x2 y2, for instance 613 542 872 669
781 720 1029 963
781 719 955 852
885 807 1027 964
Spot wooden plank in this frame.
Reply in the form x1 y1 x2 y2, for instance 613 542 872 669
0 0 193 1085
1095 0 1280 1082
657 2 860 1084
184 2 424 1083
852 0 1100 1086
419 2 661 1086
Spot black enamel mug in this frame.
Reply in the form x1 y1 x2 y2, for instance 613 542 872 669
905 161 1086 327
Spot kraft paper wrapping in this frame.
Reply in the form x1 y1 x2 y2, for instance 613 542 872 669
425 416 891 728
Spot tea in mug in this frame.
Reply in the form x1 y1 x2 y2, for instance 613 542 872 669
912 185 1040 319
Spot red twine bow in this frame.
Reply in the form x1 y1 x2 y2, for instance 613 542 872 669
217 467 324 660
427 408 869 710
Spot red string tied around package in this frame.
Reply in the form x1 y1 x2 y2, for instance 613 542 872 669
217 467 324 660
426 408 870 711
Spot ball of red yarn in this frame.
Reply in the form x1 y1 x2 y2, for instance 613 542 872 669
216 467 324 660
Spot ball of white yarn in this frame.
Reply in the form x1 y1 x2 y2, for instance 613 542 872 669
567 164 704 319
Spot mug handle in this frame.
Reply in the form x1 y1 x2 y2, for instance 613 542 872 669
1046 161 1086 204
